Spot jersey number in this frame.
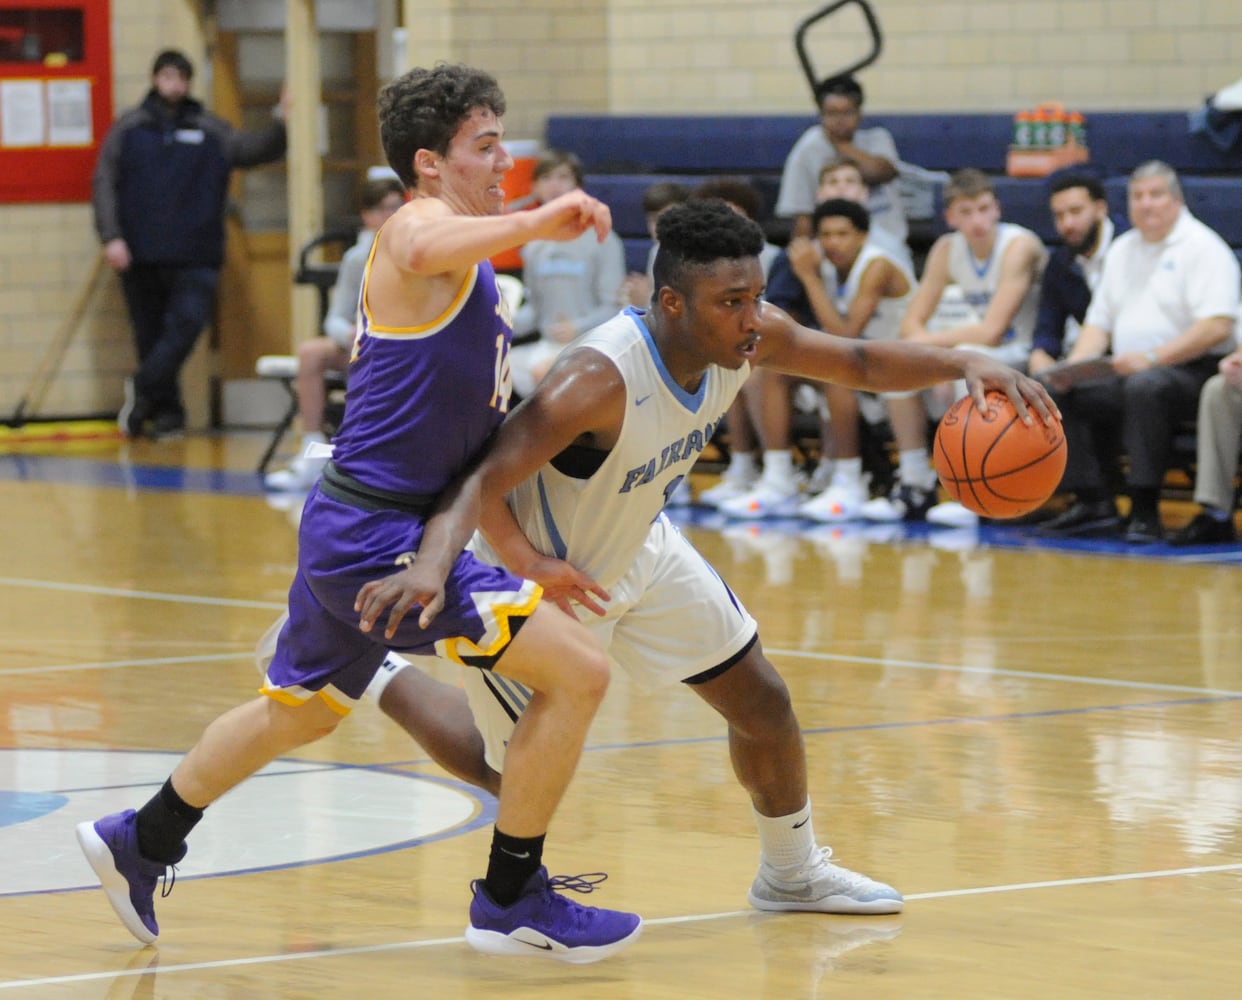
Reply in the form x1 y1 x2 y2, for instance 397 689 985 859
490 333 513 415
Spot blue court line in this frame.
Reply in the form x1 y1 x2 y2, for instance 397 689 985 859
4 452 1242 563
0 453 265 496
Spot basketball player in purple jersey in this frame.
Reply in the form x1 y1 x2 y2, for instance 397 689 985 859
77 64 642 964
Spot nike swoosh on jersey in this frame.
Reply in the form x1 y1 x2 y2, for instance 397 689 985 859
635 393 652 406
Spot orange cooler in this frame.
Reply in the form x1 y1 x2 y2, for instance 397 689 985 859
491 139 541 274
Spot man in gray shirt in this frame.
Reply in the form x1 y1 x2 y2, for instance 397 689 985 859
774 74 906 251
510 151 626 397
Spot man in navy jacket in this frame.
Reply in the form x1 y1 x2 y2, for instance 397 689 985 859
93 49 287 438
1027 172 1123 374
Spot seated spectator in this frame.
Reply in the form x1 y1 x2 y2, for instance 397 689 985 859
1171 349 1242 545
776 198 929 524
1039 160 1240 543
774 74 906 250
858 169 1047 525
265 175 405 491
901 168 1046 368
618 180 692 309
509 150 627 397
1027 172 1123 376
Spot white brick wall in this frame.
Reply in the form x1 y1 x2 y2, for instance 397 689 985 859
4 0 1240 419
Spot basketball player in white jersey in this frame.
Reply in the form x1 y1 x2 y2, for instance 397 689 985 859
781 197 929 522
353 199 1058 919
865 168 1049 525
901 168 1046 369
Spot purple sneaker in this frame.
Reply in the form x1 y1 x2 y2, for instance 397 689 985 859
465 868 643 964
76 810 185 944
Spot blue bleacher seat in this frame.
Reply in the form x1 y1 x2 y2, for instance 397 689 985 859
583 174 700 238
548 111 1242 264
622 237 652 275
550 110 1240 179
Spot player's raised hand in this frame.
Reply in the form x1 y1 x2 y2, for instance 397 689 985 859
532 189 613 244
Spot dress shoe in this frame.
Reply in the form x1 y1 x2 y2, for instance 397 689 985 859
1037 500 1121 536
1170 510 1237 546
1124 512 1165 544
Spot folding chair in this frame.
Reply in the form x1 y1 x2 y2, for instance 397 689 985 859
255 231 354 474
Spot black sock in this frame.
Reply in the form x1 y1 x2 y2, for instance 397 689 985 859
135 778 204 863
1129 487 1159 520
1077 488 1110 507
484 828 545 907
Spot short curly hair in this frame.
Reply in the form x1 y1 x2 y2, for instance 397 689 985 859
378 64 506 189
652 199 765 297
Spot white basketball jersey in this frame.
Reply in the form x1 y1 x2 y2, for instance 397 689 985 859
945 222 1043 348
503 308 748 590
822 241 915 342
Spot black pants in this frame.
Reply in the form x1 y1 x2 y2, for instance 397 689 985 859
119 263 219 417
1052 356 1219 494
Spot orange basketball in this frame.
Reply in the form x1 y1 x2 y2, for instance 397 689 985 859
933 391 1067 519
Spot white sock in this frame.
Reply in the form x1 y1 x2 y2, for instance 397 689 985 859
760 450 799 491
830 457 863 487
754 800 817 871
898 448 936 489
763 449 794 476
301 430 327 450
727 452 759 481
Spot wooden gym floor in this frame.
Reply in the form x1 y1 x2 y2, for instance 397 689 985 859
1 430 1240 998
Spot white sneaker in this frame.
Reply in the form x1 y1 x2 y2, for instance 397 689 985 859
799 479 868 522
927 500 979 527
859 483 938 523
748 847 903 915
700 469 759 507
265 454 328 492
805 460 836 497
718 480 802 519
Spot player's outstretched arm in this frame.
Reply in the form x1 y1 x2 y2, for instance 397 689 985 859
755 304 1058 425
386 191 612 276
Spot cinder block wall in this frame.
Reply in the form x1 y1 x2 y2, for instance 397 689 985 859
3 0 1238 420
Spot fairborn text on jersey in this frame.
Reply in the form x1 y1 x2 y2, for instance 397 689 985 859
619 415 724 492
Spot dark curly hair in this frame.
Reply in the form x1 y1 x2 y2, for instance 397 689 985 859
378 64 506 189
812 197 870 233
652 199 765 296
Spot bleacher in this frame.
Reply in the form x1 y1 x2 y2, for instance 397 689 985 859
548 109 1242 495
550 110 1242 270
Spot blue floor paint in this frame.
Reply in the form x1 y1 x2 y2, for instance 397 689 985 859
3 451 1241 564
0 454 266 496
0 791 68 829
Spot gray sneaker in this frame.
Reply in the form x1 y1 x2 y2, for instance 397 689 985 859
748 847 903 915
